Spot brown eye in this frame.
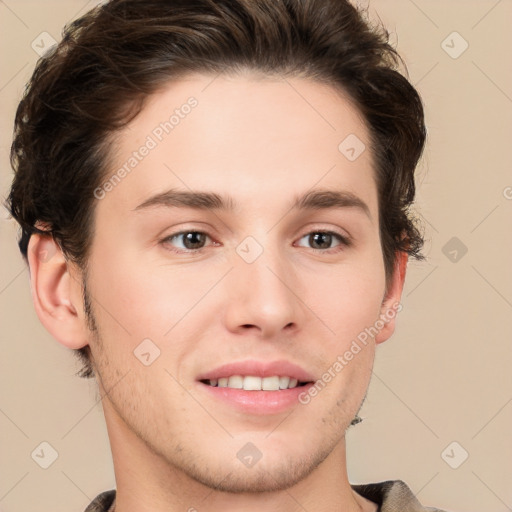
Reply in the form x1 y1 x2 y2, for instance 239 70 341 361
309 232 333 249
164 231 210 251
296 231 349 251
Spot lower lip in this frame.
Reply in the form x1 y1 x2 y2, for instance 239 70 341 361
197 381 314 415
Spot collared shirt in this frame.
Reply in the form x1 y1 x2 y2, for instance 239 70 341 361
84 480 448 511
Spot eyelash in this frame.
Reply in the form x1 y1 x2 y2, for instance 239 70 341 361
160 229 351 255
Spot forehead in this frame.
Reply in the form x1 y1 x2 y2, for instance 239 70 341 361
98 73 376 216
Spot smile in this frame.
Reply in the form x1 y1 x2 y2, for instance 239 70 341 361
201 375 310 390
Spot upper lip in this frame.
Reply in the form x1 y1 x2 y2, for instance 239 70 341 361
197 360 315 383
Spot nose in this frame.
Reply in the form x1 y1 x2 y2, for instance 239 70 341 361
222 246 302 339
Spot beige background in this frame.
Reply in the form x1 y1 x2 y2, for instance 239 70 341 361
1 1 511 511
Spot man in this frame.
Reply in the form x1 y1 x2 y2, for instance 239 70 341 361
7 0 447 510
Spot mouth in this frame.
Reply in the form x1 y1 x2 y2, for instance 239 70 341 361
196 360 316 414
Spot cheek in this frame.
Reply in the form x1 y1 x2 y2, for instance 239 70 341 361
299 255 386 350
87 246 221 353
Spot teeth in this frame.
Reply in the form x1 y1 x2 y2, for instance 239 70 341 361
262 376 280 390
207 375 304 390
279 376 290 389
227 375 243 389
243 376 262 391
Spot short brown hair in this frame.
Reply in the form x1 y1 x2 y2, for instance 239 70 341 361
7 0 426 378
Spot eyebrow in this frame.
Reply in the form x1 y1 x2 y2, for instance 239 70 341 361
133 188 371 218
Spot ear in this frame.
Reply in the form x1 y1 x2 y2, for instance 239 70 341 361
27 232 89 349
375 251 408 344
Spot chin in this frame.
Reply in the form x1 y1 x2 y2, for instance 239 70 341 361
171 443 333 494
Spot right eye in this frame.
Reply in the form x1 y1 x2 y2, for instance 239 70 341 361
161 231 214 253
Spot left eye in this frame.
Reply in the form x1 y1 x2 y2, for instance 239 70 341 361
164 231 212 251
296 231 348 251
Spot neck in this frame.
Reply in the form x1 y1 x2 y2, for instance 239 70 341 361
102 400 375 512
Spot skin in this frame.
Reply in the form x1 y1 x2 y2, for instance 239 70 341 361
28 73 407 512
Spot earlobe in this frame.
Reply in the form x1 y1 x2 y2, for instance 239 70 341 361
27 232 89 350
375 251 408 344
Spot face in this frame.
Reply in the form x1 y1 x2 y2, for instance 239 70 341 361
80 73 398 492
